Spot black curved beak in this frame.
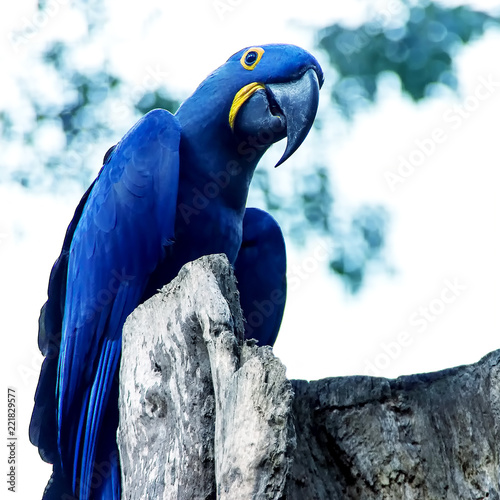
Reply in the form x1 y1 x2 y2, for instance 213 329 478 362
267 68 320 167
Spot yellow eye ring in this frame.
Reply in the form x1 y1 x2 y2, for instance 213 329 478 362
240 47 265 70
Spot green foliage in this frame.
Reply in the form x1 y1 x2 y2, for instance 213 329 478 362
329 206 390 293
3 2 180 188
319 2 500 115
310 1 499 288
252 166 333 242
2 1 498 292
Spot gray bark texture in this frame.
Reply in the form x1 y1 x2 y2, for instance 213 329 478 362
118 254 500 500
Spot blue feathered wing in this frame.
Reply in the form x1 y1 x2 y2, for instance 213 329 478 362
234 208 287 346
30 109 180 500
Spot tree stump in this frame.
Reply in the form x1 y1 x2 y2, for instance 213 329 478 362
118 254 500 500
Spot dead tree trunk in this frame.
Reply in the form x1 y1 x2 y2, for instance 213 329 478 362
117 254 500 500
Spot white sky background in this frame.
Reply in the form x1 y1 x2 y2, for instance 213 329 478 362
1 0 500 496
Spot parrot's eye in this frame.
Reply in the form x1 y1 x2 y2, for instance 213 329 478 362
245 51 258 65
240 47 265 70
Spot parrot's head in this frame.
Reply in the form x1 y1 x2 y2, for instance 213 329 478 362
225 44 323 167
177 43 324 168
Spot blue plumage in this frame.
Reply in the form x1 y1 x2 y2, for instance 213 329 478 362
235 208 287 346
30 44 322 499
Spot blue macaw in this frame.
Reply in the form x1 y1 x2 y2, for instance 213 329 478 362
30 44 323 499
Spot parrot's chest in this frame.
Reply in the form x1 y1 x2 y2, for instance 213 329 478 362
173 201 243 265
143 172 245 301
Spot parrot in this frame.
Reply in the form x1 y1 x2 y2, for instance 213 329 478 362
29 43 323 500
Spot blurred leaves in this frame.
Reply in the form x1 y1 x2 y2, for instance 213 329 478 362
252 166 333 243
319 2 500 115
254 166 389 293
1 1 498 292
2 4 179 188
329 206 390 293
307 0 500 290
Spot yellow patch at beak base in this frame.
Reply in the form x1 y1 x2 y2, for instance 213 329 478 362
229 82 265 131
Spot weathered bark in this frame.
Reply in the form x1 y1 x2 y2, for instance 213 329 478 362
118 254 500 500
118 254 294 500
289 364 500 500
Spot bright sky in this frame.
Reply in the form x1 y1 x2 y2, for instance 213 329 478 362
2 0 500 497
